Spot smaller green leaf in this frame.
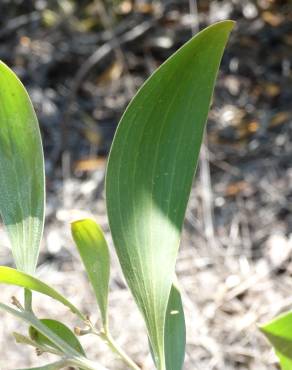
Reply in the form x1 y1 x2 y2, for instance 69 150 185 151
259 310 292 370
29 319 85 356
71 219 110 328
0 266 85 320
164 284 186 370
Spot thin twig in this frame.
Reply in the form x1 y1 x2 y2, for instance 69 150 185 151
95 0 136 96
188 0 199 34
58 15 161 171
199 139 218 248
64 17 159 123
0 11 41 39
188 0 218 248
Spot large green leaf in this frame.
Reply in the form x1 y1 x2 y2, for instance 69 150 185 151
0 61 45 274
71 219 110 329
165 284 185 370
29 318 85 356
106 21 234 369
0 266 85 320
260 311 292 370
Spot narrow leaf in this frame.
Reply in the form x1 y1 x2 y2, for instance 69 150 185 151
148 284 186 370
29 318 85 356
0 61 45 274
165 285 185 370
16 361 69 370
106 20 234 368
260 311 292 370
71 219 110 328
0 266 85 320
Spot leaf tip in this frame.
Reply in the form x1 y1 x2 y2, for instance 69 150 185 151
71 217 95 227
208 19 236 35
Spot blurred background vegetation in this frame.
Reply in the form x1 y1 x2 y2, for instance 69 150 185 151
0 1 291 369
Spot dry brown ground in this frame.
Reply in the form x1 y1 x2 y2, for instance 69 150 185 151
1 164 291 369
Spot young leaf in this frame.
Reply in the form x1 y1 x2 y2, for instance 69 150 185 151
71 219 110 329
260 311 292 370
0 61 45 274
29 318 85 356
106 20 234 369
164 285 186 370
0 266 85 320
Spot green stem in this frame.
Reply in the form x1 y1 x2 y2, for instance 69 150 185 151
90 327 140 370
69 356 109 370
24 288 32 312
103 332 140 370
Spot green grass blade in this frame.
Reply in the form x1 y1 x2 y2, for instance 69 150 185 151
165 285 185 370
0 61 45 274
71 219 110 329
0 266 85 320
260 311 292 370
29 318 85 356
106 21 234 369
16 361 69 370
